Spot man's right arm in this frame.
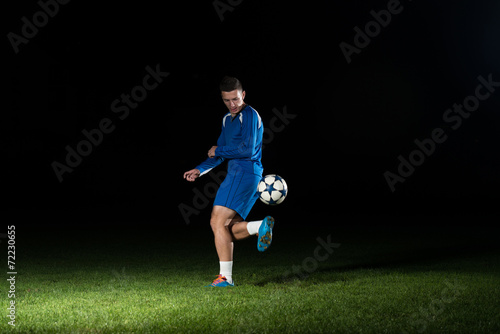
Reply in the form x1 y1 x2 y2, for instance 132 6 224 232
195 156 225 176
190 123 226 178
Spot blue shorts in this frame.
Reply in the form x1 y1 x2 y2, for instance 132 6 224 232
213 170 261 220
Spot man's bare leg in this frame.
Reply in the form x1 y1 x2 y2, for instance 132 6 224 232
209 205 249 285
209 205 270 286
228 216 253 241
210 205 237 262
210 206 256 259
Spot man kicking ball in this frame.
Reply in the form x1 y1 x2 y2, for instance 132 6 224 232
183 76 274 287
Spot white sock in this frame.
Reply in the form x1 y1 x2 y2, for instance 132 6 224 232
219 261 233 283
247 220 263 235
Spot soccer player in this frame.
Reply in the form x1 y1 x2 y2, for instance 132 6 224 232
183 76 274 287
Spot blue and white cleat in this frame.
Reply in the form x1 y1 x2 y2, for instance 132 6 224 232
257 216 275 252
205 275 234 287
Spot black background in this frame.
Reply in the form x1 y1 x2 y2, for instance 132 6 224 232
5 0 500 230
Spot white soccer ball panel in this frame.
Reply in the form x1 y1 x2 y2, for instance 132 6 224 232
258 182 267 192
276 195 286 205
264 175 276 185
260 191 271 202
271 190 282 201
273 180 284 191
280 178 288 191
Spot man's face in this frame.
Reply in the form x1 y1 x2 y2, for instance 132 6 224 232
221 89 246 116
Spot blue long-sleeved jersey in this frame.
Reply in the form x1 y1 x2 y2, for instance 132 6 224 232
196 105 263 176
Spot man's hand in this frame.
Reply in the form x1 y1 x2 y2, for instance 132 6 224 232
183 169 200 182
208 146 218 158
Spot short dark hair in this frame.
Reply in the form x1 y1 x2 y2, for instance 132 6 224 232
220 76 243 92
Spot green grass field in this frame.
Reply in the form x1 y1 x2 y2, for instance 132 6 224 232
3 221 500 333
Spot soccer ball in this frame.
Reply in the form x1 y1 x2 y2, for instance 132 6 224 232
257 174 288 205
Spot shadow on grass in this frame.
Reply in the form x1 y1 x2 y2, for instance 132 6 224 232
255 236 500 286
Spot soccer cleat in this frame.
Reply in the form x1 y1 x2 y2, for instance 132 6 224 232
257 216 275 252
205 274 234 287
